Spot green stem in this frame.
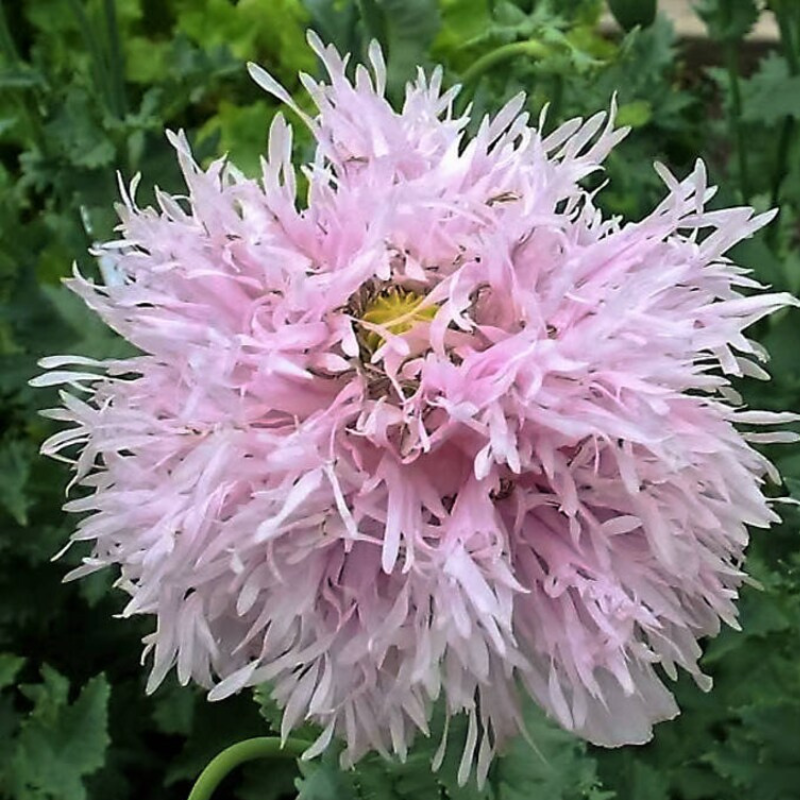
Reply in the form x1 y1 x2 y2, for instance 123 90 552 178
0 0 46 151
768 4 799 224
548 72 564 131
460 40 549 87
0 0 19 62
356 0 389 56
775 4 799 74
103 0 127 117
187 737 311 800
65 0 116 117
724 42 750 204
770 118 794 208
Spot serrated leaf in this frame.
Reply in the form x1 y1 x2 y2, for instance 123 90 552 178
23 0 79 34
124 36 171 84
0 654 26 691
151 680 197 736
76 567 115 609
7 669 110 800
0 440 34 525
0 66 47 90
615 99 652 128
761 314 800 390
302 0 361 57
238 758 302 800
623 762 669 800
296 749 361 800
43 87 117 170
740 52 800 125
254 682 322 741
706 699 800 800
175 0 313 72
729 234 787 292
494 701 609 800
165 691 268 786
379 0 441 98
431 0 493 68
39 284 135 360
0 116 20 138
198 100 273 178
695 0 760 42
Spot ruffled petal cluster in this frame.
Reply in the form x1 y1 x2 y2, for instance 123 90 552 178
38 33 798 782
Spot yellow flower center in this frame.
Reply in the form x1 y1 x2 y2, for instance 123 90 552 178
359 287 437 354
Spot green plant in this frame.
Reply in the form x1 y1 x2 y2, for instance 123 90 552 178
2 2 799 799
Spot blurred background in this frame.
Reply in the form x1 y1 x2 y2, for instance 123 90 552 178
0 1 798 798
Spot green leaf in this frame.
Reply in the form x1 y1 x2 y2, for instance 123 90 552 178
238 758 302 800
43 87 116 170
0 440 34 525
0 66 47 90
302 0 361 58
151 679 197 737
356 0 390 53
6 668 110 800
0 116 20 138
761 314 800 391
622 762 669 800
740 52 800 125
555 0 605 24
293 700 612 800
175 0 313 73
296 747 361 800
494 701 610 800
615 99 652 128
706 699 800 800
124 36 171 84
39 284 135 360
254 683 322 742
164 691 268 786
378 0 441 98
0 654 26 691
431 0 493 68
695 0 760 43
198 100 273 178
23 0 79 35
607 0 657 31
729 234 788 292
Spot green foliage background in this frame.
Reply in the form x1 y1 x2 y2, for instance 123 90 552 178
0 1 798 798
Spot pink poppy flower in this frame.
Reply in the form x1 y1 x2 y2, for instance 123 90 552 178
37 33 798 785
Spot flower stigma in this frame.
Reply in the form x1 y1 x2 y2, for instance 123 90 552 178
358 286 437 354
